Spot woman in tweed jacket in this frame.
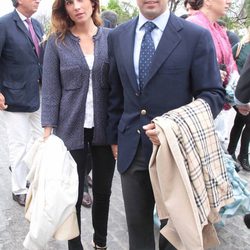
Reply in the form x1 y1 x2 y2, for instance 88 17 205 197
41 0 115 249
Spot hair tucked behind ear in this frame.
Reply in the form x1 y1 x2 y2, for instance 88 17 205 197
188 0 204 10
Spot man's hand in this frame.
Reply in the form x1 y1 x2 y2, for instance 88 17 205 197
111 144 118 160
0 93 8 110
237 103 250 116
143 123 160 145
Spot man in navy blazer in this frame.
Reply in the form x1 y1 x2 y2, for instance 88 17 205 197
107 0 225 249
0 0 44 206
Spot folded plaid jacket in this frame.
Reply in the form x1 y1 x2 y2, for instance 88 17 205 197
149 99 234 250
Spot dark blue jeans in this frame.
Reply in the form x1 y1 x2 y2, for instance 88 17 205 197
68 128 115 250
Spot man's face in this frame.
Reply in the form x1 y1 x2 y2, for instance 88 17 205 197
17 0 40 17
136 0 168 20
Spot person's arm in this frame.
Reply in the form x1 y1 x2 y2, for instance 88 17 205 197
41 35 61 135
235 53 250 104
190 29 225 118
106 31 124 146
0 20 7 109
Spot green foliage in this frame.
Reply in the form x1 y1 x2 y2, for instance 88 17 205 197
101 0 138 24
222 0 250 32
102 0 250 32
244 0 250 27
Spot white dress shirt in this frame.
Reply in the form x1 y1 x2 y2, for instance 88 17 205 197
16 9 29 30
133 10 170 84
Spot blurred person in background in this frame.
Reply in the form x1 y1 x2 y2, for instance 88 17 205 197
187 0 239 149
227 29 250 171
101 10 118 28
0 0 44 206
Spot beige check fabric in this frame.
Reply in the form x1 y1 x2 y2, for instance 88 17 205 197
158 99 234 224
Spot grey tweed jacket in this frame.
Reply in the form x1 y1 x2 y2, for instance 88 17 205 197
42 27 110 150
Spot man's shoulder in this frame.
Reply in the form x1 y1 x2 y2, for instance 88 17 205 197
0 11 14 24
110 17 137 35
171 13 209 35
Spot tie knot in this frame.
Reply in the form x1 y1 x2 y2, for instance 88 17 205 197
25 18 31 24
143 21 156 33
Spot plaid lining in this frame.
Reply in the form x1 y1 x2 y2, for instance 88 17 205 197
157 99 233 224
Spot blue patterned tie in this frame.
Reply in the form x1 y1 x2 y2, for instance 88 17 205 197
139 21 156 92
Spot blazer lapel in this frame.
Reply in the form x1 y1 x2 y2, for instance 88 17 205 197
13 11 39 58
13 11 32 41
144 14 183 88
120 18 138 92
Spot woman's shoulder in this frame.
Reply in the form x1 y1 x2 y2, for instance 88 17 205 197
187 12 207 26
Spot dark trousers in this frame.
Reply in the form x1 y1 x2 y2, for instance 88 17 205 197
68 129 115 250
228 109 250 158
121 143 176 250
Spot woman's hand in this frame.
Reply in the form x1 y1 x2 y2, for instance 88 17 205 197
111 144 118 160
43 127 52 141
0 93 8 110
143 123 160 145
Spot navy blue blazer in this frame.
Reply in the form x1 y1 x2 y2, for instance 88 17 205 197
0 10 44 112
107 13 225 174
235 53 250 103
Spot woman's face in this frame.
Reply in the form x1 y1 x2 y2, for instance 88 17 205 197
209 0 231 18
65 0 94 24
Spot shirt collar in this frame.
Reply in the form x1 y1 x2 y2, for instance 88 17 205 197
16 9 30 22
138 9 170 32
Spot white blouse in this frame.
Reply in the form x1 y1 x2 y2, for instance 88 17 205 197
84 54 94 128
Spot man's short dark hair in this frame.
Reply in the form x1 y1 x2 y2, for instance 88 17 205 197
101 10 118 28
12 0 19 8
